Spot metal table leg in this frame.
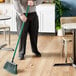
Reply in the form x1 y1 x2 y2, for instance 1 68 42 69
0 44 14 51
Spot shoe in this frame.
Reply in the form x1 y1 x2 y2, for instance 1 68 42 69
19 55 24 60
35 52 41 57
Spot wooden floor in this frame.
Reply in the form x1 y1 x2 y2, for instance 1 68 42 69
0 34 75 76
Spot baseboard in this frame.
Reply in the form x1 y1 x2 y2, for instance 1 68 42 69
0 31 17 35
0 31 56 36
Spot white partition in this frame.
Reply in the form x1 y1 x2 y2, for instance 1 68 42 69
36 4 55 33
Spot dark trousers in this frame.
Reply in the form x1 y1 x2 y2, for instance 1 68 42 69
16 12 39 56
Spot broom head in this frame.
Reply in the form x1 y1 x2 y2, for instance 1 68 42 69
3 61 17 74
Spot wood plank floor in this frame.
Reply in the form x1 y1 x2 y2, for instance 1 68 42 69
0 34 75 76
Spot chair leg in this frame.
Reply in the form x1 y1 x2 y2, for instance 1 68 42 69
62 40 65 57
64 40 67 63
62 28 65 36
4 29 6 41
8 27 10 45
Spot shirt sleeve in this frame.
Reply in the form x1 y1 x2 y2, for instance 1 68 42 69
13 0 23 16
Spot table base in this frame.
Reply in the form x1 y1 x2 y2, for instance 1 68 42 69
0 44 14 51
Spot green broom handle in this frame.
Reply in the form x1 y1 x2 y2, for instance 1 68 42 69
12 5 30 62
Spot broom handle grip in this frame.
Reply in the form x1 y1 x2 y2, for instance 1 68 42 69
12 6 30 62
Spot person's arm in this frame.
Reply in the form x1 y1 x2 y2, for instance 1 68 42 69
36 0 44 5
13 0 27 22
13 0 23 16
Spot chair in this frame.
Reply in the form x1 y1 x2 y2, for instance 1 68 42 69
61 17 76 36
60 17 76 63
0 9 10 45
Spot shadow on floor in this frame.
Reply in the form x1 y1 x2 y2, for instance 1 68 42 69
25 52 61 58
41 52 60 57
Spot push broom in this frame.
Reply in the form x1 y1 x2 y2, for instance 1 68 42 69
3 5 30 74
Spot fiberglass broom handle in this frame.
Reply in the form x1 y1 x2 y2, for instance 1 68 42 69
12 6 30 62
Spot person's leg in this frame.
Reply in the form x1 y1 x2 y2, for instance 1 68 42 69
28 12 41 57
16 14 29 59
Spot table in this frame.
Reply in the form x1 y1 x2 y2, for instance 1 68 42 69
0 15 14 51
54 23 76 66
0 15 11 20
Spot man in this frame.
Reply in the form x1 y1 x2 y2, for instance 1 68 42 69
13 0 44 60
